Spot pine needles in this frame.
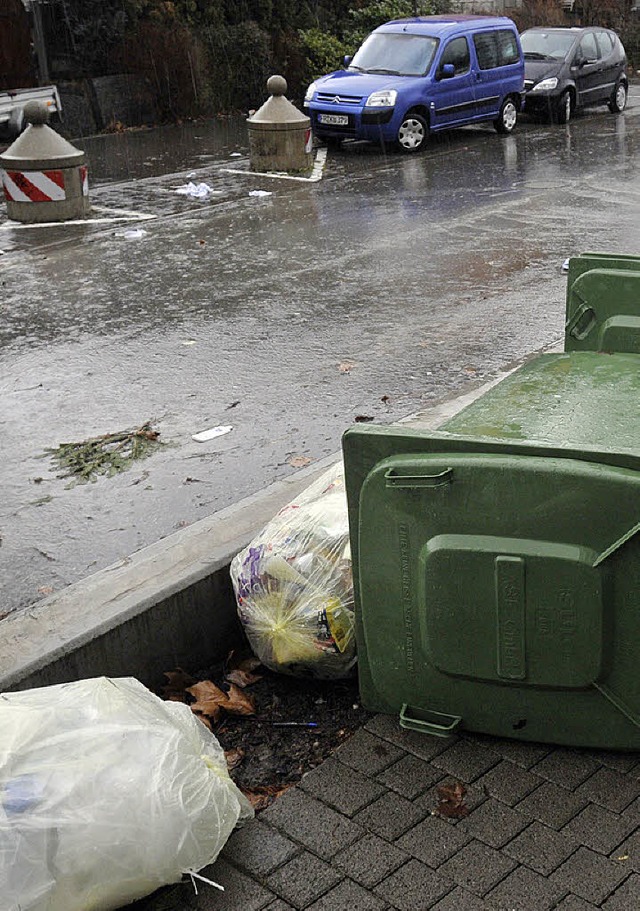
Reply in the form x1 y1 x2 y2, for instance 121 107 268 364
48 422 162 483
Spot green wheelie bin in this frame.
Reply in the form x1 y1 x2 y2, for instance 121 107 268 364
343 252 640 749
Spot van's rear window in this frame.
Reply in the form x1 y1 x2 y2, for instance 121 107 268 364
350 33 438 77
473 29 520 70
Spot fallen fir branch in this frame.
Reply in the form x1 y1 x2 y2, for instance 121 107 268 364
47 422 162 483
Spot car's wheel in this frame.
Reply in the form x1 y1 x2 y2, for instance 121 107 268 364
609 81 627 113
555 89 572 124
397 112 428 152
494 97 517 134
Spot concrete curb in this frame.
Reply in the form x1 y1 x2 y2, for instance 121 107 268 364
0 358 545 694
0 453 340 692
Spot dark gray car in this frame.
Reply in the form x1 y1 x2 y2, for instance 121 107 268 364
521 26 628 123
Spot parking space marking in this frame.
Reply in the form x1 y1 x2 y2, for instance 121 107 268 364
223 147 328 183
0 206 156 230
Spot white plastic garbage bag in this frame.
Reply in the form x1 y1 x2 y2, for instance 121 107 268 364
230 462 356 679
0 676 253 911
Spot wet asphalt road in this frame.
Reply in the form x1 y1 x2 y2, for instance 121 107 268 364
1 92 640 615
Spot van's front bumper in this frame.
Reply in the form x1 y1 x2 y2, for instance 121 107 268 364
306 103 397 142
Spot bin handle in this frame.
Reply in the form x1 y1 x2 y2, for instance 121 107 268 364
385 468 453 489
566 303 596 340
399 703 461 737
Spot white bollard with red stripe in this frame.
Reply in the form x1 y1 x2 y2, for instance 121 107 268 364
0 101 90 224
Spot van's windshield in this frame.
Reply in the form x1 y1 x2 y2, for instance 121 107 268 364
520 30 576 60
350 33 438 76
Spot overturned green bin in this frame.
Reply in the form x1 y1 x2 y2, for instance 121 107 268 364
343 253 640 749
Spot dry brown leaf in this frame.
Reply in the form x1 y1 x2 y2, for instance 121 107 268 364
162 668 196 701
190 700 224 722
225 747 245 771
187 680 229 721
225 683 256 716
338 362 355 373
225 667 262 688
187 680 228 704
434 780 469 819
37 585 54 595
241 783 293 811
288 455 312 469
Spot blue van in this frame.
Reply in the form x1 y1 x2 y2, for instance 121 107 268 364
304 15 524 152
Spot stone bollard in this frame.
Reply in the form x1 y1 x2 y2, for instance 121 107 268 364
248 76 313 173
0 101 90 224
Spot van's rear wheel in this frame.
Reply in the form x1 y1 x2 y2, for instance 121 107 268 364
397 113 428 152
494 97 517 134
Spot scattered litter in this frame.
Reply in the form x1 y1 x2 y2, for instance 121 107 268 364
189 871 224 895
354 415 374 423
231 462 356 679
230 152 242 157
562 257 570 272
338 362 355 374
186 171 197 178
225 400 241 410
182 339 197 346
120 228 147 239
248 190 272 197
47 422 161 483
192 425 233 443
0 677 252 910
175 182 219 199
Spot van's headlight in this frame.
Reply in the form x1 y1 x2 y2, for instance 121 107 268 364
531 77 558 92
304 82 318 105
365 89 397 107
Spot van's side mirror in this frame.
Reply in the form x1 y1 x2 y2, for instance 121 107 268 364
438 63 455 80
344 55 352 68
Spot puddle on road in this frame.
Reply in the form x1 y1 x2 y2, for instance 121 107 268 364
74 116 249 186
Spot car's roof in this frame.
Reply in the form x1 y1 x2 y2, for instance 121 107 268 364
522 26 604 33
377 15 516 37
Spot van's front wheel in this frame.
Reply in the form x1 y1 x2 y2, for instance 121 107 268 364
494 97 517 134
397 113 428 152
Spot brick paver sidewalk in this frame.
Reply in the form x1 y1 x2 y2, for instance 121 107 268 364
135 714 640 911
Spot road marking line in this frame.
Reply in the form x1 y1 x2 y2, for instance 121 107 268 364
223 147 328 183
0 206 156 230
91 205 156 220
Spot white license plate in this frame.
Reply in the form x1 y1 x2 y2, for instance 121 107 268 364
318 113 349 126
